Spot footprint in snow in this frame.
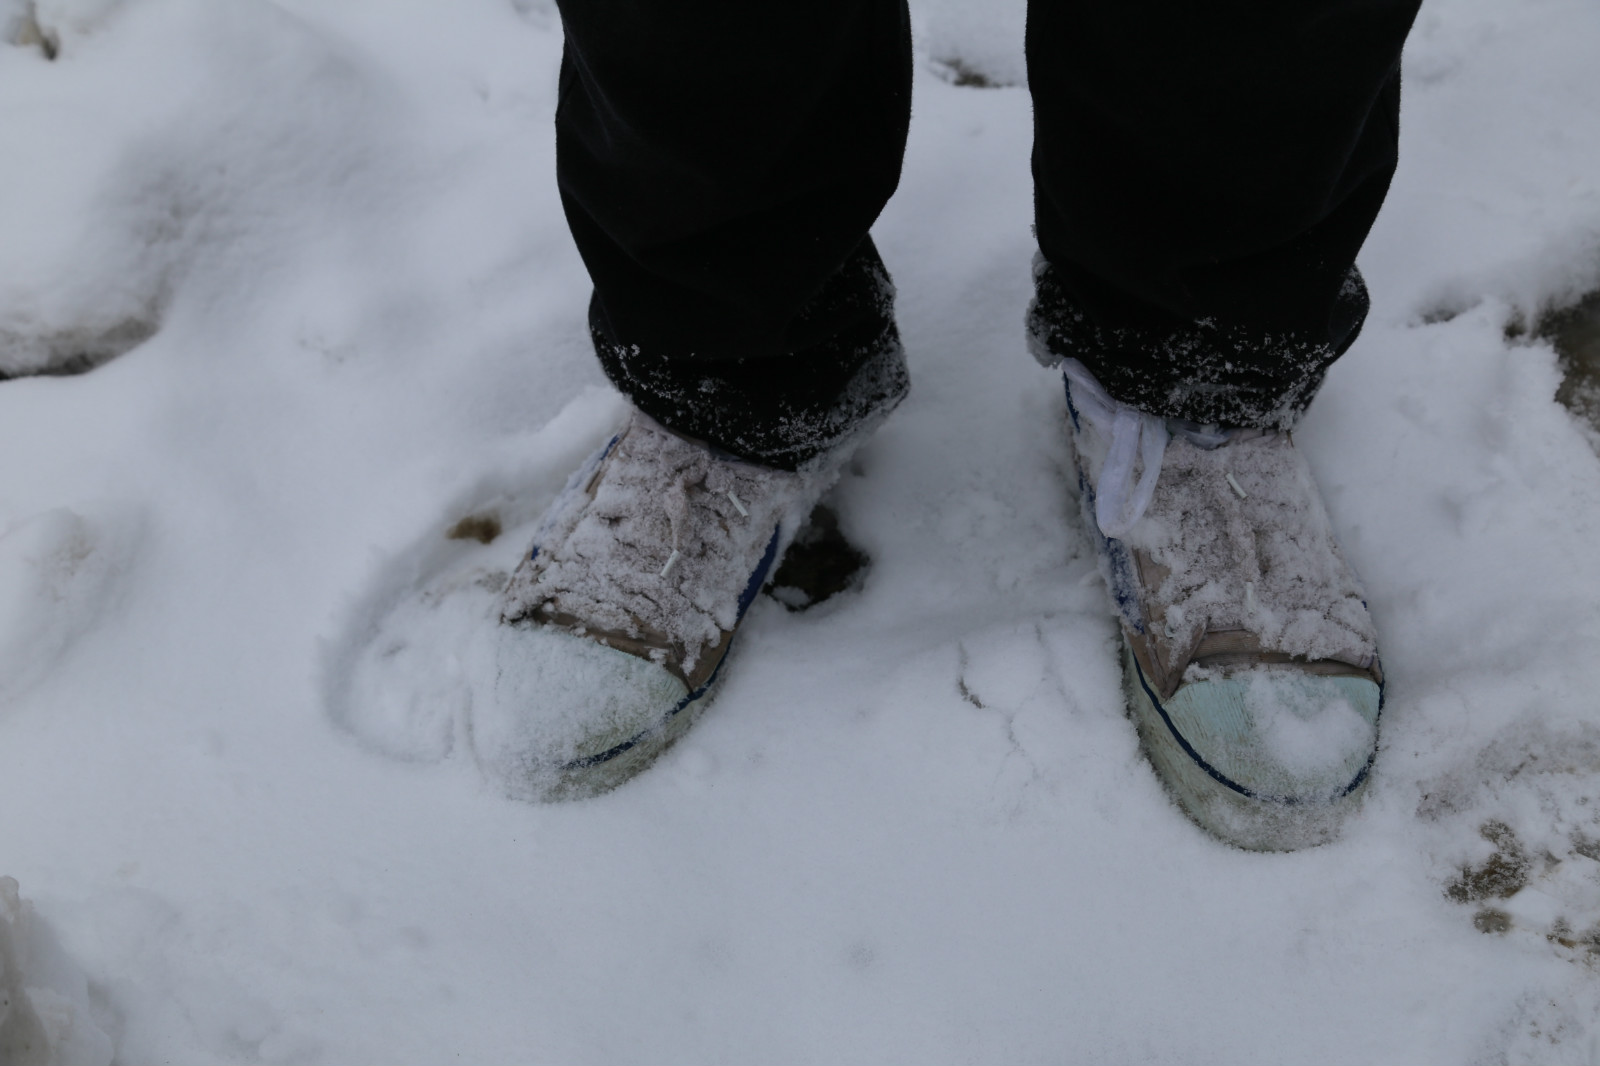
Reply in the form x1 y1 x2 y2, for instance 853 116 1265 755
322 387 631 776
0 505 135 706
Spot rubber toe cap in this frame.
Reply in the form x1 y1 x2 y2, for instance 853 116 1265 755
1154 669 1380 804
476 624 690 800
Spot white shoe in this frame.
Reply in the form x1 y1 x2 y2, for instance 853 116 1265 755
1062 360 1383 851
485 411 836 800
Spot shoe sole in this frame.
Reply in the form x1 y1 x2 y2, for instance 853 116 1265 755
1123 644 1376 852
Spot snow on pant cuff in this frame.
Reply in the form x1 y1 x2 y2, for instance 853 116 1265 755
592 255 909 472
1026 258 1371 430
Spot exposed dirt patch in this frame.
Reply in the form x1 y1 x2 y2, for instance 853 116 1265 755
446 512 502 545
1531 288 1600 435
765 504 867 612
1446 821 1531 903
1421 724 1600 963
1474 908 1513 935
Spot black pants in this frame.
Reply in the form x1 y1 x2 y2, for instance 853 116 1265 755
554 0 1422 469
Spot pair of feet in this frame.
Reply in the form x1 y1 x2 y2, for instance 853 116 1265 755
493 363 1382 852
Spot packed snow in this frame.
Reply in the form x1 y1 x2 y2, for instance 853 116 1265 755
1 876 112 1066
3 0 1600 1061
1241 669 1376 784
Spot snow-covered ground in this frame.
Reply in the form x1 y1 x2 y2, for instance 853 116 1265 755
3 0 1600 1061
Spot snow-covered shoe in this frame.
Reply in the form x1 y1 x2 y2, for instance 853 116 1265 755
1061 360 1383 851
486 411 833 801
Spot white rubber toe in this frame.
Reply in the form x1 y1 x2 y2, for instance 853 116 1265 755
1127 648 1381 851
476 624 695 802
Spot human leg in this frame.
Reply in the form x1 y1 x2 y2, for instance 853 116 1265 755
555 0 914 468
484 0 915 799
1026 0 1421 426
1026 0 1421 847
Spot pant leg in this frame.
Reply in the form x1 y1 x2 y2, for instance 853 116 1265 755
554 0 913 469
1025 0 1422 427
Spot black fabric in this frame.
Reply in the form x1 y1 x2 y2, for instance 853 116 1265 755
1026 0 1419 426
592 242 910 470
1027 260 1373 427
553 0 1420 455
554 0 913 468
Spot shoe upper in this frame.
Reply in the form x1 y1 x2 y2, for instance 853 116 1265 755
1065 367 1380 703
500 411 821 691
484 407 865 798
1064 363 1383 833
1120 429 1380 700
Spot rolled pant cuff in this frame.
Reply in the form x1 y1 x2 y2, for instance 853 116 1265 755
593 265 910 472
1026 259 1371 429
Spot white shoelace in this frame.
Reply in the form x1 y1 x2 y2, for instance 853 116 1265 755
1061 359 1170 538
1061 359 1235 538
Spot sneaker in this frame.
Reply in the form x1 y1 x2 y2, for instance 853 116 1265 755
1061 360 1383 851
483 411 836 801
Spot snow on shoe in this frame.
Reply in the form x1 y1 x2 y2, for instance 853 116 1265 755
1062 359 1382 850
486 411 833 802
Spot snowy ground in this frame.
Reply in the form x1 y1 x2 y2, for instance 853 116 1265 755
3 0 1600 1061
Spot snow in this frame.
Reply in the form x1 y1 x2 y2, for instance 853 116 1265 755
2 0 1600 1061
1243 669 1376 783
2 877 112 1066
0 508 134 704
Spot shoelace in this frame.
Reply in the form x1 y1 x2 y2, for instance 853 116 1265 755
1061 359 1230 538
1061 359 1169 538
509 414 790 669
657 477 753 579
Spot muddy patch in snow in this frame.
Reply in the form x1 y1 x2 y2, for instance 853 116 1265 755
1540 288 1600 438
1422 720 1600 967
765 504 869 612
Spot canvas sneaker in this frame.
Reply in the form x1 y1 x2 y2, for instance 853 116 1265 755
484 410 837 801
1060 359 1383 851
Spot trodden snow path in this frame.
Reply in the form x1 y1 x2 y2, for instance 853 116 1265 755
3 0 1600 1062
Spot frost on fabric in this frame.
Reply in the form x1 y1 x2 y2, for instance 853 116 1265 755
1170 664 1378 795
500 413 827 682
594 252 910 471
0 878 112 1066
1027 255 1367 430
1115 430 1378 669
332 520 695 791
329 426 714 795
